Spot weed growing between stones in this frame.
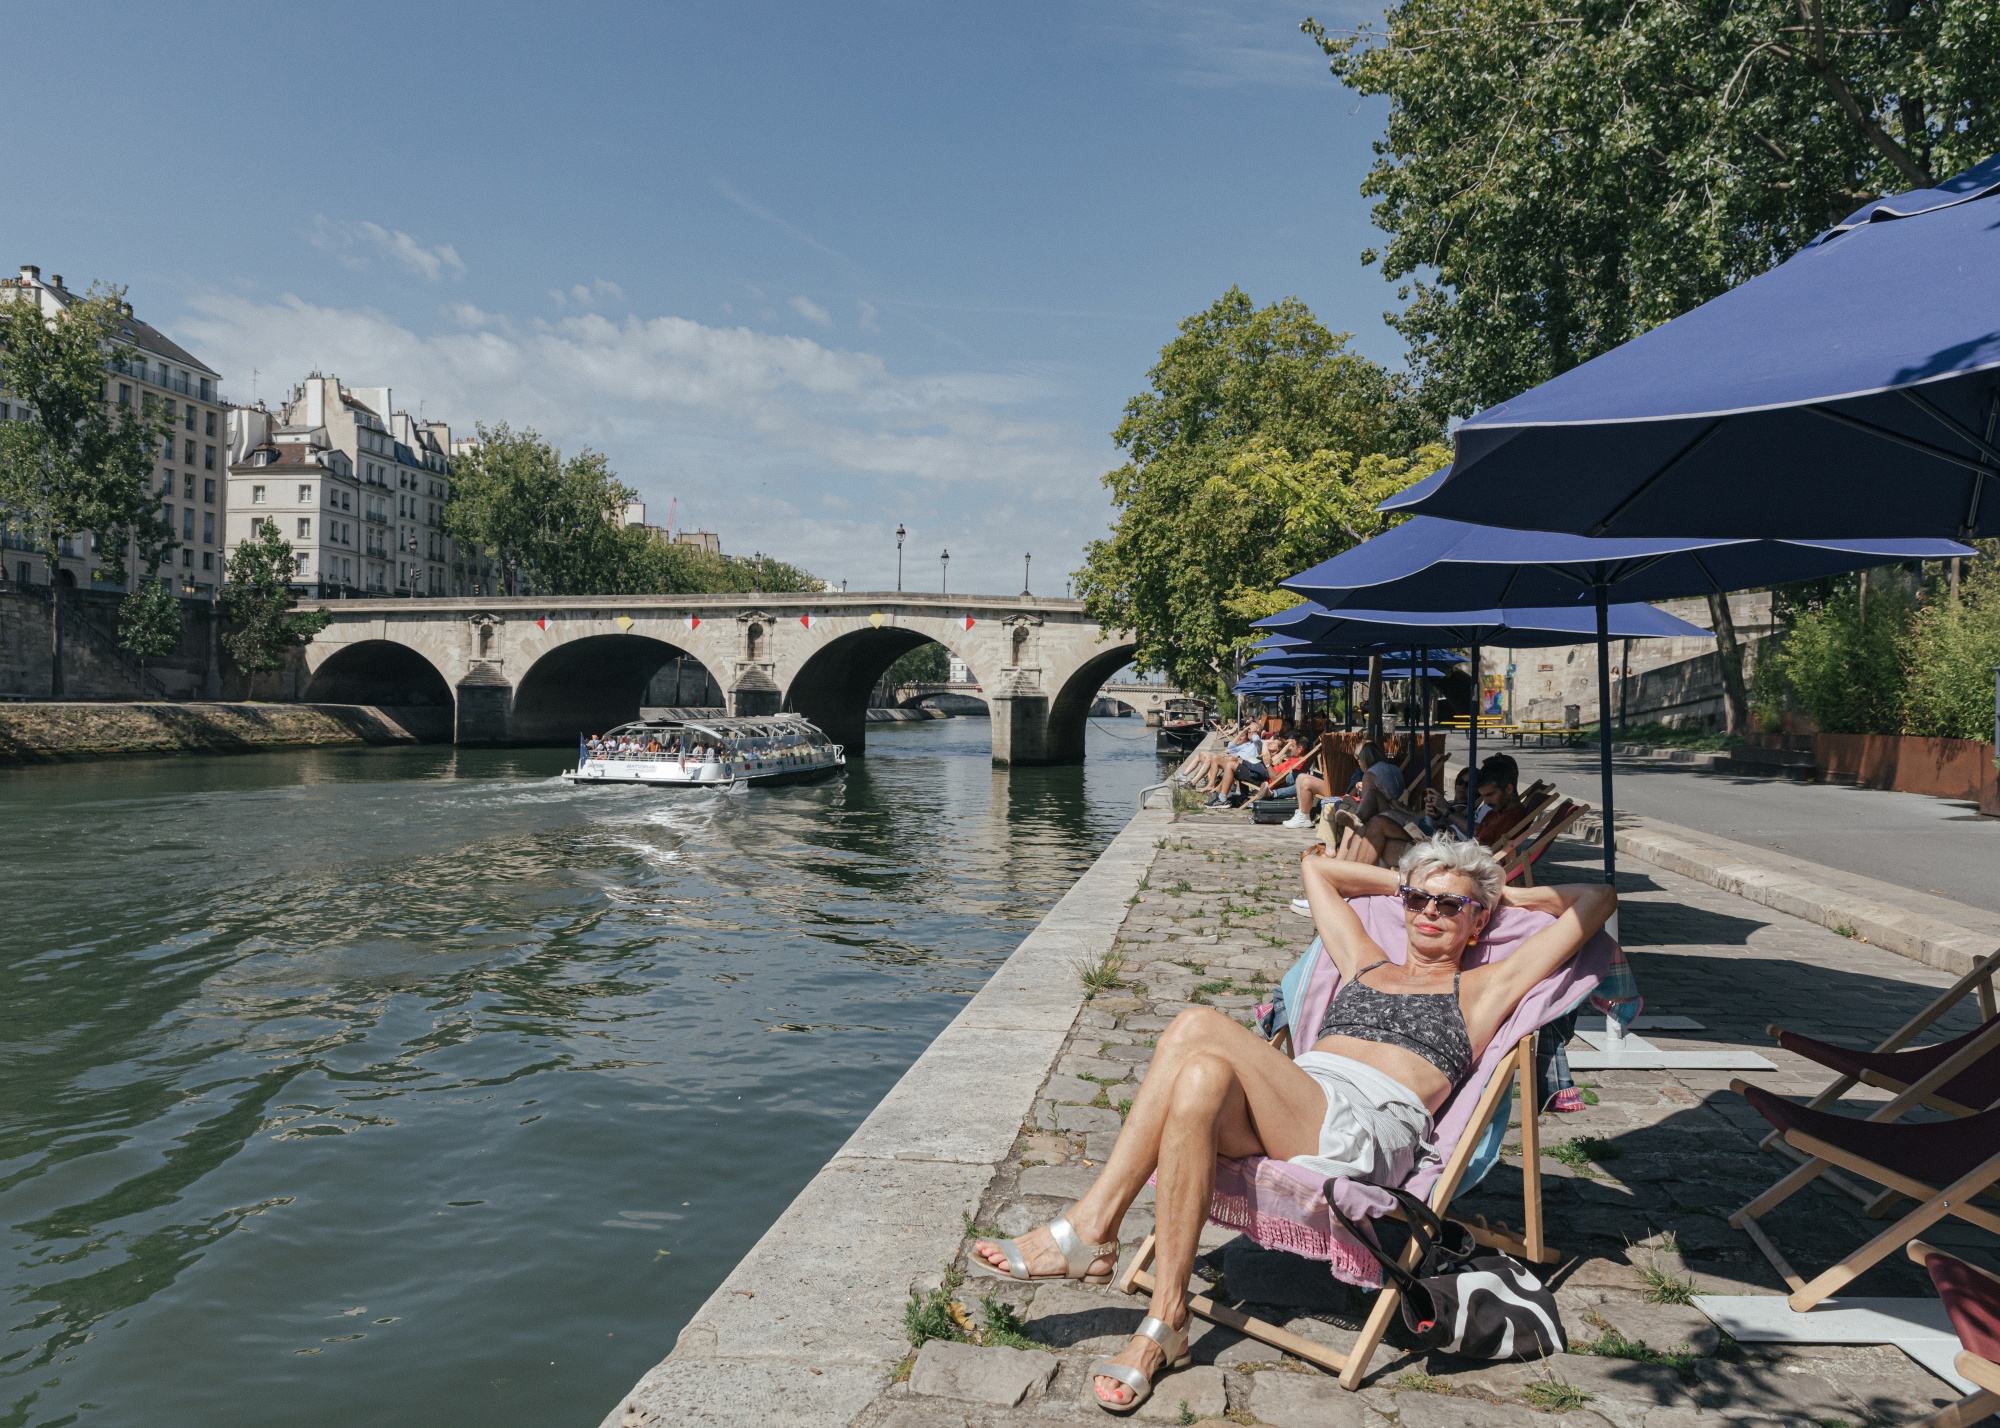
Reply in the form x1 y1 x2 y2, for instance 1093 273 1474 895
1078 950 1127 999
1523 1360 1594 1411
977 1295 1035 1351
1394 1370 1452 1394
1116 1098 1134 1122
1166 880 1192 896
1545 1136 1624 1170
1175 1400 1195 1425
1574 1323 1697 1375
904 1263 968 1348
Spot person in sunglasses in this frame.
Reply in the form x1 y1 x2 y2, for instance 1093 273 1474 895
971 835 1614 1414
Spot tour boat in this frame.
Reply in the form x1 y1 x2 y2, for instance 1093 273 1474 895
1155 697 1214 755
562 713 845 789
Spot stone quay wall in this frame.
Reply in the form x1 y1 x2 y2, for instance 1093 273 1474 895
0 701 441 764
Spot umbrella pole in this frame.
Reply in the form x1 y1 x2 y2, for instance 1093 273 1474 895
1468 641 1480 807
1595 587 1617 888
1421 646 1432 794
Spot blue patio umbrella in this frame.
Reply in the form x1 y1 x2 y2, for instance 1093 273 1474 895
1384 153 2000 540
1280 522 1971 882
1253 601 1712 789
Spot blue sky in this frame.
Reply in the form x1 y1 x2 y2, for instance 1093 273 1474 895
2 0 1398 594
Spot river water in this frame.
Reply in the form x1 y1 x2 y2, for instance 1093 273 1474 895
0 717 1164 1428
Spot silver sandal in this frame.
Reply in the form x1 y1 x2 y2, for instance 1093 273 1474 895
969 1214 1117 1284
1089 1316 1190 1415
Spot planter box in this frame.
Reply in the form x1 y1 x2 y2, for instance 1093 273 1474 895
1741 730 1998 811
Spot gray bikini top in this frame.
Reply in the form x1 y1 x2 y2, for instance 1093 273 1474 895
1317 960 1475 1086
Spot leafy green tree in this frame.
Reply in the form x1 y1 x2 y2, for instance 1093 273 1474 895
1075 289 1441 696
220 519 331 678
0 284 174 694
1306 0 2000 424
117 577 183 661
447 424 820 596
885 642 952 686
1901 551 2000 740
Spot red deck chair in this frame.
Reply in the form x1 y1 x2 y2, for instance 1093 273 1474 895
1905 1241 2000 1428
1727 1022 2000 1311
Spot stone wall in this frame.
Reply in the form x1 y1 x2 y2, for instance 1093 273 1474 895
0 701 440 764
0 587 226 701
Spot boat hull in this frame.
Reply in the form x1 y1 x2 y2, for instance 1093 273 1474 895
561 756 845 789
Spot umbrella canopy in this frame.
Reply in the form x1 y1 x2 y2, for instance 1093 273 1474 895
1254 600 1709 646
1283 518 1971 611
1384 153 2000 539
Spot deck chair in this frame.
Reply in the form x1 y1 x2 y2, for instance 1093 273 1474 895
1906 1241 2000 1428
1111 897 1626 1389
1495 800 1587 888
1756 952 2000 1209
1726 1018 2000 1312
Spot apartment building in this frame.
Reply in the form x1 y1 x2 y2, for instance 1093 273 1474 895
0 264 227 596
227 375 489 597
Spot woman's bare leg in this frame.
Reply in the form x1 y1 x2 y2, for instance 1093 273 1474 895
971 1009 1326 1407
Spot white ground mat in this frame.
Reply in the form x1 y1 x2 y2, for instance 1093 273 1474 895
1694 1294 1969 1392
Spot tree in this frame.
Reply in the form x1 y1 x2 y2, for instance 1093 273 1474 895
447 423 821 596
1075 289 1442 696
0 284 173 695
1306 0 2000 426
885 642 951 686
220 519 331 678
118 577 182 661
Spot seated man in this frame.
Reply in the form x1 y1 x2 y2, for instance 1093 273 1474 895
1184 719 1253 790
1472 754 1527 849
1204 726 1265 806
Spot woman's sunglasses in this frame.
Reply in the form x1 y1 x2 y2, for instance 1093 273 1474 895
1399 886 1484 918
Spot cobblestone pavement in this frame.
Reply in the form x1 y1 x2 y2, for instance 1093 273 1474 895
853 813 1982 1427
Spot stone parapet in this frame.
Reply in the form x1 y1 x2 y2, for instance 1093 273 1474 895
0 701 437 763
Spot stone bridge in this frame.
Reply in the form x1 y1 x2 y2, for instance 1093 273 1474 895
296 592 1137 764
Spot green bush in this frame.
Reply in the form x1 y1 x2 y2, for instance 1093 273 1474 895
1902 557 2000 741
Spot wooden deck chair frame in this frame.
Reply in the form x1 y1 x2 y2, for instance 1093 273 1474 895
1727 1012 2000 1311
1488 783 1556 847
1496 802 1587 888
1111 1030 1550 1390
1905 1240 2000 1428
1757 949 2000 1210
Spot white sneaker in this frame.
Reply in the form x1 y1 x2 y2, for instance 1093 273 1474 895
1282 810 1314 829
1290 897 1312 914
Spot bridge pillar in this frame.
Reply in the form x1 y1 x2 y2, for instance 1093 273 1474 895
988 691 1052 765
729 668 782 717
456 663 514 745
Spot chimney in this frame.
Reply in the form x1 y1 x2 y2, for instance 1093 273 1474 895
49 275 62 289
18 264 38 285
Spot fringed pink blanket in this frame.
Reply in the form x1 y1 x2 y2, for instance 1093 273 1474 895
1215 896 1619 1288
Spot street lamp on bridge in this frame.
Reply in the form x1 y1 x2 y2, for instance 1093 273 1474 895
1022 552 1031 597
895 524 905 592
940 548 949 595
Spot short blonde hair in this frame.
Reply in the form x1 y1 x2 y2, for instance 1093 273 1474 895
1399 835 1504 910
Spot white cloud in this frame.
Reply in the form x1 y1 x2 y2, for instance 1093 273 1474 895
857 298 880 332
175 290 1114 588
788 295 832 327
308 216 466 281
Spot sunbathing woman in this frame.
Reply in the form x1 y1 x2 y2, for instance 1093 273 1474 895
972 836 1615 1413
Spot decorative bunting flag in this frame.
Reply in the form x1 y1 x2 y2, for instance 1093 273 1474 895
960 615 976 631
536 614 549 631
685 614 701 631
868 611 888 629
799 613 816 628
614 614 634 631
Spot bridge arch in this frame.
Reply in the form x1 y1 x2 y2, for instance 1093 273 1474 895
511 634 722 744
783 627 989 757
302 639 455 716
1044 640 1142 764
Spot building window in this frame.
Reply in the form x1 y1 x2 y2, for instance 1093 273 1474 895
203 513 214 545
184 405 195 431
250 517 265 536
119 384 131 406
299 484 312 503
162 435 173 460
164 503 174 528
183 473 194 498
202 552 213 571
204 446 214 470
297 553 310 574
205 411 216 437
297 518 310 539
200 377 214 402
203 478 215 502
181 548 193 567
184 439 196 464
251 485 266 504
182 509 194 540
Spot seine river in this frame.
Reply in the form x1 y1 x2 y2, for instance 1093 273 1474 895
0 717 1164 1427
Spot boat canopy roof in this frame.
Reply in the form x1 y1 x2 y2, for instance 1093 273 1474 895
599 712 832 744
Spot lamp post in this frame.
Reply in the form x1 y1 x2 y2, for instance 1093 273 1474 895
895 524 905 592
406 534 420 598
941 548 950 595
1022 551 1031 597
